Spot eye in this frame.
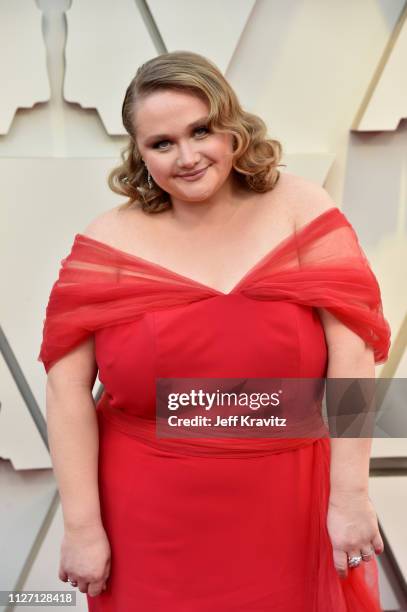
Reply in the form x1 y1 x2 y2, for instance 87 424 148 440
152 126 209 150
195 125 209 136
153 139 170 150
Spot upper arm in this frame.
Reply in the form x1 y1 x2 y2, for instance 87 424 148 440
46 329 98 392
316 307 375 372
316 307 366 353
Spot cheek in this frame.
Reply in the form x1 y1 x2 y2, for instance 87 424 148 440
212 135 235 163
149 158 173 179
214 148 235 171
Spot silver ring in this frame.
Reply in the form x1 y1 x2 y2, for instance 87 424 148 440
347 555 362 568
68 578 78 587
361 548 374 558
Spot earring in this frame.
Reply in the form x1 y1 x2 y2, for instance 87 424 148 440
143 161 153 188
147 169 153 189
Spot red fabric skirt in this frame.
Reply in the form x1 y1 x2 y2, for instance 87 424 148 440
86 403 382 612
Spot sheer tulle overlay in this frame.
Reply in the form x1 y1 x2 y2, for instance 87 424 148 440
38 207 391 611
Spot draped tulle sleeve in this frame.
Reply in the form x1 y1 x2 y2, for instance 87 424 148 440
37 237 217 374
239 207 391 365
38 207 391 374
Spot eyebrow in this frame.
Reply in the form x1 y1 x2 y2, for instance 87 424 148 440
143 116 209 144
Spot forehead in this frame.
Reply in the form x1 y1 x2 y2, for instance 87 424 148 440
134 90 209 137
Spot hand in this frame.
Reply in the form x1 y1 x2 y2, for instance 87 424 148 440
59 524 111 597
327 491 384 579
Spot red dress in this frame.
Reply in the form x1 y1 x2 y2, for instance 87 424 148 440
38 207 391 611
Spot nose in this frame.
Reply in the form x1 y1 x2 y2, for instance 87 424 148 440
176 142 201 169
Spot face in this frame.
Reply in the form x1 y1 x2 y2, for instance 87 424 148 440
134 90 235 202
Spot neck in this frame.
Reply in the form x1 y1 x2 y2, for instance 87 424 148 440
167 172 250 229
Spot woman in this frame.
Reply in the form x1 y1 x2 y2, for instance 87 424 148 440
38 51 391 611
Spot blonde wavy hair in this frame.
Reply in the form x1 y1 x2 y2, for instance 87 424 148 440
108 50 285 214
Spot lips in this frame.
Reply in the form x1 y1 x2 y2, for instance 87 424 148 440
177 166 209 178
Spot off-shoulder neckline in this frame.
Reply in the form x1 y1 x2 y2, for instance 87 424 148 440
74 206 343 296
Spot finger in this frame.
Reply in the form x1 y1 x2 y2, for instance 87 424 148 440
87 580 106 598
67 576 78 588
77 580 90 594
361 544 375 562
58 569 68 582
347 548 363 572
372 532 384 555
332 548 348 579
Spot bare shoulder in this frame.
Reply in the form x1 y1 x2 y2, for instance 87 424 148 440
279 171 340 229
81 203 144 246
81 205 121 241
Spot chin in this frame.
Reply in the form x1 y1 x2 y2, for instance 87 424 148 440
182 188 216 202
